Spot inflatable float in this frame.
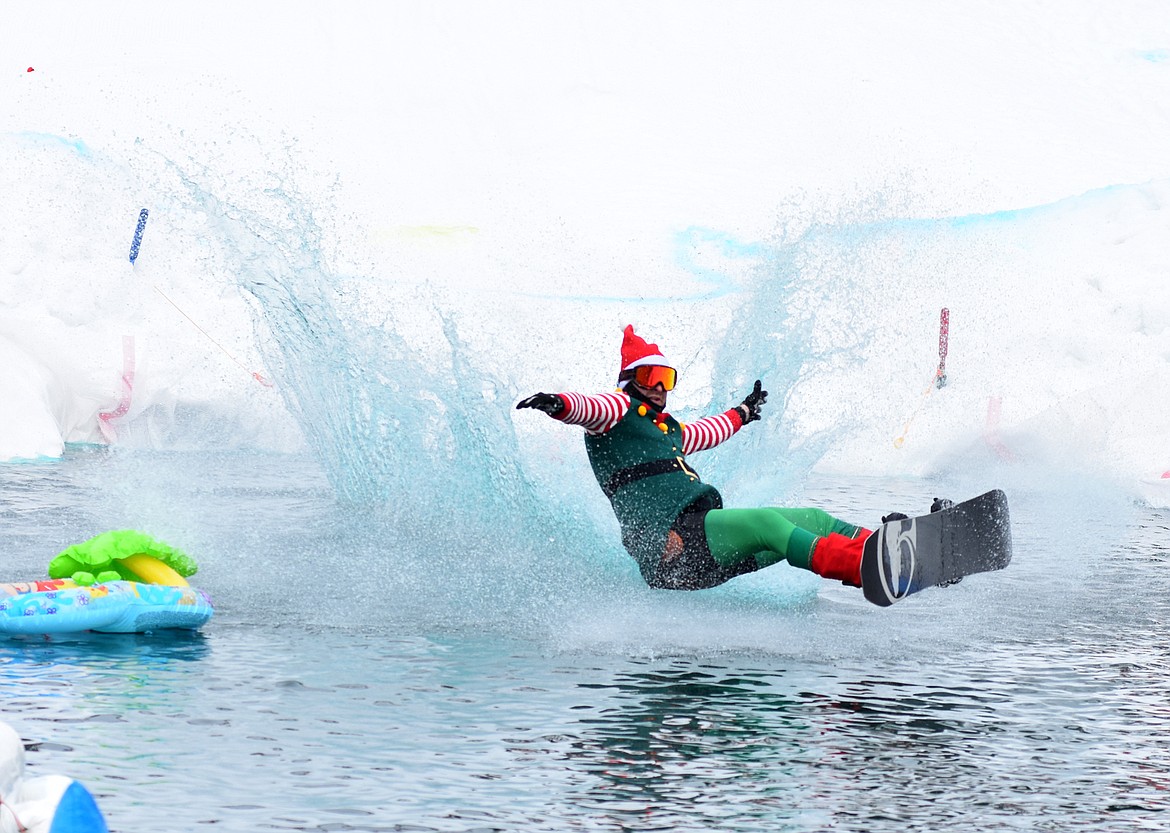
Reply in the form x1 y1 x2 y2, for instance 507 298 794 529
0 531 213 636
0 721 108 832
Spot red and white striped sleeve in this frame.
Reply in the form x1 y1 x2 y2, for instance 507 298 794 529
554 391 631 434
681 409 744 454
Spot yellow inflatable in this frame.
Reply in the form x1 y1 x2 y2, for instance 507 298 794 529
117 553 189 587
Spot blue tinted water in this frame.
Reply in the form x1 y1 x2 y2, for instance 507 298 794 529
3 448 1169 832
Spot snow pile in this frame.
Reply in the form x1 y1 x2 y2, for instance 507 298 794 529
1 2 1168 504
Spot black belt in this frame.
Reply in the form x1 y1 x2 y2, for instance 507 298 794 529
603 457 700 500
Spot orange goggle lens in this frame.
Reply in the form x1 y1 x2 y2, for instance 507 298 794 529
632 365 677 391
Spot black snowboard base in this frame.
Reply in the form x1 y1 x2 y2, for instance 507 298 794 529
861 489 1012 607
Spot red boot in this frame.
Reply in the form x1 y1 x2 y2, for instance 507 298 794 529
810 531 870 588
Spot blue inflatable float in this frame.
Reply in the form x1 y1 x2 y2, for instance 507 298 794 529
0 579 212 635
0 531 213 636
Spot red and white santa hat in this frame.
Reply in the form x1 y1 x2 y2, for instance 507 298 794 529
618 325 670 387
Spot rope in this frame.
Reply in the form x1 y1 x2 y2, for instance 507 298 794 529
153 286 274 388
894 307 949 449
893 367 944 449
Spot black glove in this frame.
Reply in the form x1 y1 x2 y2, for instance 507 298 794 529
516 392 564 416
736 380 767 424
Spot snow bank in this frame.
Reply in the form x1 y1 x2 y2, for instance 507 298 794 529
1 2 1167 504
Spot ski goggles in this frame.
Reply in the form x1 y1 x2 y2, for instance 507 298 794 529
623 365 677 391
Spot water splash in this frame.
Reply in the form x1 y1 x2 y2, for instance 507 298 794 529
165 160 526 514
1135 48 1170 63
695 199 914 503
7 131 92 157
671 226 763 301
150 152 639 632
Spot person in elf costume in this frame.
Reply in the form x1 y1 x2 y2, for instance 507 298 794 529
517 325 897 592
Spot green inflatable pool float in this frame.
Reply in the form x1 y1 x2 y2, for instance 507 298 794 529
49 530 199 587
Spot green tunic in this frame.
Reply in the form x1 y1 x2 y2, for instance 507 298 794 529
584 397 720 582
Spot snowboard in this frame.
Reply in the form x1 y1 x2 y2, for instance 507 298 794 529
860 489 1012 607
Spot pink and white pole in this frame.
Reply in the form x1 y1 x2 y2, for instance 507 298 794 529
936 307 949 388
98 335 135 443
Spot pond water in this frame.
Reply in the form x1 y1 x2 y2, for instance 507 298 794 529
2 448 1168 832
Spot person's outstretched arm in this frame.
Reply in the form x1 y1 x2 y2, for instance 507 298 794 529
517 391 631 434
681 380 767 454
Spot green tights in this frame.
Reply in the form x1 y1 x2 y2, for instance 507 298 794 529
703 507 864 571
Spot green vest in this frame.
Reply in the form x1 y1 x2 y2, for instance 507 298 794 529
584 397 721 580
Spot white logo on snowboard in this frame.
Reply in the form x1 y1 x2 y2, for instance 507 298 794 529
877 519 918 602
